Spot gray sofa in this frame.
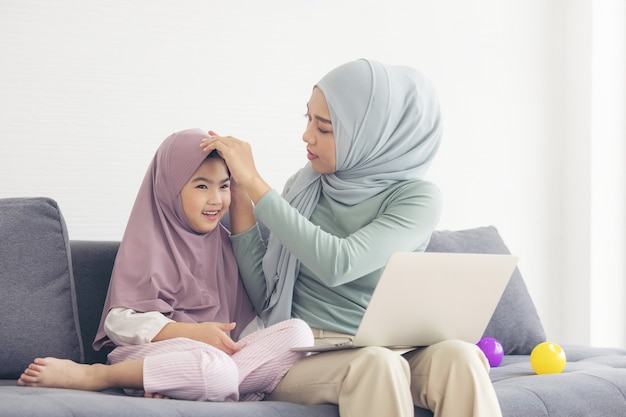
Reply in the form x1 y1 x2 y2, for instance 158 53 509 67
1 197 625 417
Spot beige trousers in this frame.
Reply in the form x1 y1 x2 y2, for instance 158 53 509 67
269 329 502 417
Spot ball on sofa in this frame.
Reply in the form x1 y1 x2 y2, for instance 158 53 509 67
530 341 567 374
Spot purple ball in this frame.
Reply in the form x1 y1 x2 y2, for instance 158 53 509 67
477 337 504 367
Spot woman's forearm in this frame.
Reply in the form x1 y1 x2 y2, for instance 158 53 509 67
228 182 257 234
243 175 272 205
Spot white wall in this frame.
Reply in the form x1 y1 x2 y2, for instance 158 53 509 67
589 0 626 348
1 0 624 347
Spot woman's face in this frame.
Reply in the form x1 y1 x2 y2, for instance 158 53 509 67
180 156 231 234
302 87 336 174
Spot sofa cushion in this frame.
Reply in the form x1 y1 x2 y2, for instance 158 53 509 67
0 197 84 378
492 345 626 417
426 226 546 355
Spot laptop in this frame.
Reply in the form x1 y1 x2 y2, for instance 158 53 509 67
292 252 518 352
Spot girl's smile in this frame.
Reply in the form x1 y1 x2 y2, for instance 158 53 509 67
180 156 231 234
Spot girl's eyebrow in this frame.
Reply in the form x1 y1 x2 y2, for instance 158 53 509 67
191 176 231 184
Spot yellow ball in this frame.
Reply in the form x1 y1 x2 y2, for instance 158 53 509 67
530 342 566 374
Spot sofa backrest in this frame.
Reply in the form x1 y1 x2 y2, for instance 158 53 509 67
70 240 119 365
70 226 546 362
1 198 547 375
425 227 546 355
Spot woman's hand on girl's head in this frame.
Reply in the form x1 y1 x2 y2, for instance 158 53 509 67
200 136 257 184
200 136 272 204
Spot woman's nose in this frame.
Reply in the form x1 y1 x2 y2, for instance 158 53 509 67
302 124 315 144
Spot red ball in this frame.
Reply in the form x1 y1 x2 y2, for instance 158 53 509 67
477 337 504 367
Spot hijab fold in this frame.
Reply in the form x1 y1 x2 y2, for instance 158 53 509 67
94 128 255 350
261 59 442 326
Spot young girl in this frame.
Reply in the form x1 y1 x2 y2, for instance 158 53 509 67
17 128 313 402
202 59 502 417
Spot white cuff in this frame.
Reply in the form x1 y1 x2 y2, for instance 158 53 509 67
104 307 174 346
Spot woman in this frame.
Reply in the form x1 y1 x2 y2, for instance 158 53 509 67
202 59 501 417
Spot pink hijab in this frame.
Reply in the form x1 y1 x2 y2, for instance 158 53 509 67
93 128 256 350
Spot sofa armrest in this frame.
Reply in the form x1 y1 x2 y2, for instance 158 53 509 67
70 240 119 364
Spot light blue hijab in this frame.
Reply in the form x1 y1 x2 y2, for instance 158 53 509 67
261 59 442 326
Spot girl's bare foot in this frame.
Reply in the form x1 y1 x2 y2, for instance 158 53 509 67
144 392 171 399
17 357 109 391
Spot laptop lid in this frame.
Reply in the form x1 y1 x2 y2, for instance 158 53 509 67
352 252 518 348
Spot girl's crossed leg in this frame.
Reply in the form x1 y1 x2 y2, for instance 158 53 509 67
17 318 313 402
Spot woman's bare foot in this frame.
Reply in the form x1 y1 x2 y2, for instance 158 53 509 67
17 357 110 391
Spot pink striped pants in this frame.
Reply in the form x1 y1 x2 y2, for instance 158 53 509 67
107 318 313 402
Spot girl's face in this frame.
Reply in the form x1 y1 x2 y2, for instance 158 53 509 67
180 156 231 234
303 87 336 174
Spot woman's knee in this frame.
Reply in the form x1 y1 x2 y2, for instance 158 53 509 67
427 340 489 371
355 346 411 375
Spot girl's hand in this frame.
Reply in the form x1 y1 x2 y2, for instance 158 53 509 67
197 322 241 355
153 321 241 355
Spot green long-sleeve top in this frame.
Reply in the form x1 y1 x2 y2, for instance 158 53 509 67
230 176 442 335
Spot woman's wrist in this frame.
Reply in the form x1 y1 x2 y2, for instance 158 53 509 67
229 186 256 234
245 175 272 204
